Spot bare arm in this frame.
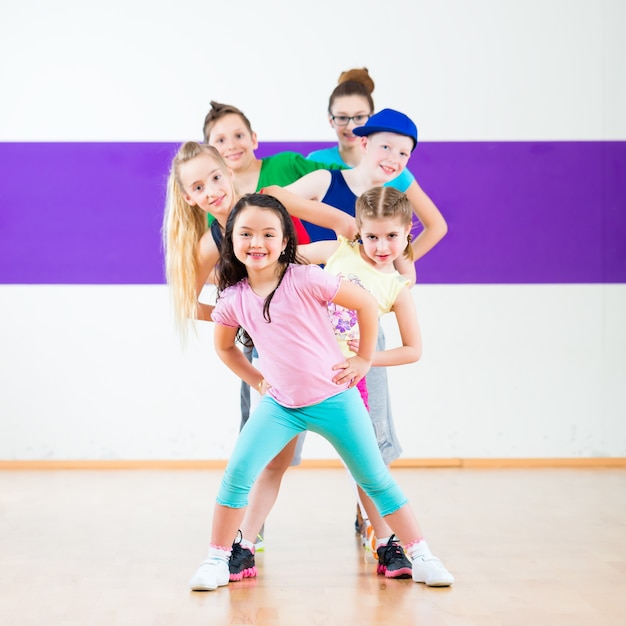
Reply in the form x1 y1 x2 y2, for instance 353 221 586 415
281 169 331 202
197 303 215 321
393 253 417 286
404 179 448 262
214 324 267 391
264 184 358 241
371 287 422 367
194 230 220 321
297 240 341 265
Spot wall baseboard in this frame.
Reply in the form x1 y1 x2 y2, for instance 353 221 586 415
0 458 624 470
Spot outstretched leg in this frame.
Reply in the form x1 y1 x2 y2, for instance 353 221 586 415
240 437 297 542
189 397 304 591
311 389 454 587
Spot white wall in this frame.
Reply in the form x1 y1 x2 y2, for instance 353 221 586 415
1 284 624 460
1 0 625 460
1 0 624 142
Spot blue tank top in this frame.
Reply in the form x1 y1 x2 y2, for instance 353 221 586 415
302 170 357 242
210 219 223 249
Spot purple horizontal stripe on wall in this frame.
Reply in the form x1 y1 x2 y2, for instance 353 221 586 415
0 142 176 284
0 141 624 284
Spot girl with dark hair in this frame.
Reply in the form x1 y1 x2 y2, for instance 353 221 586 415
188 193 451 592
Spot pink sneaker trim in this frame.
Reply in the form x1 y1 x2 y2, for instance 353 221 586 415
229 566 257 582
384 566 412 579
376 563 412 579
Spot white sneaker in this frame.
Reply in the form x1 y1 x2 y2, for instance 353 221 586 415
189 558 229 591
254 523 265 552
410 542 454 587
254 532 265 552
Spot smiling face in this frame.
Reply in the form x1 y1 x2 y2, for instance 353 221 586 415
205 113 258 173
358 215 411 271
178 151 235 221
232 205 287 273
328 94 372 153
361 132 413 183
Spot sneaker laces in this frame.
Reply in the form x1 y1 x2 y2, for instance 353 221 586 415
231 529 244 559
380 534 406 564
230 543 243 560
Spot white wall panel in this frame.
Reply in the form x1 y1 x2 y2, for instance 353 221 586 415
0 1 624 141
1 285 623 459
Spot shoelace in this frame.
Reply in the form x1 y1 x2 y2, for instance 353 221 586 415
380 534 406 564
230 529 244 560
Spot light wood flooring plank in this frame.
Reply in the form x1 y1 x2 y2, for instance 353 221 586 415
0 468 624 625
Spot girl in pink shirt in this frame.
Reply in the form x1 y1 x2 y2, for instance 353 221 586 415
188 192 452 592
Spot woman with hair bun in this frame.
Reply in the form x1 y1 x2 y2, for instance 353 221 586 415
308 67 377 169
308 67 447 263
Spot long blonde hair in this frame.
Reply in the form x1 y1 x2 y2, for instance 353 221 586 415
356 187 414 261
162 141 236 334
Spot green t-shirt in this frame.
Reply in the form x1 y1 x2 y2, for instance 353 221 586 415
257 151 342 189
207 151 342 225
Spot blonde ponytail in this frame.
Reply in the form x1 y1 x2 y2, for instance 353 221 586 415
162 142 227 339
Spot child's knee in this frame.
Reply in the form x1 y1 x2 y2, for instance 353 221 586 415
264 438 298 472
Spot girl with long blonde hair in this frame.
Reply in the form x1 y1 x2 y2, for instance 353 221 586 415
162 141 357 334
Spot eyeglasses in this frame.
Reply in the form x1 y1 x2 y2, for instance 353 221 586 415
330 114 371 127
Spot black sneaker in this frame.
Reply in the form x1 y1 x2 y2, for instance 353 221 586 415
376 534 412 579
229 531 257 582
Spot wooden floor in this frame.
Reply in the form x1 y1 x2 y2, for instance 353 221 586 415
0 467 624 626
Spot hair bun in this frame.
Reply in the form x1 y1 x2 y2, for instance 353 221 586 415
337 67 374 94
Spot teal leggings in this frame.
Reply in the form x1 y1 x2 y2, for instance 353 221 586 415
216 387 407 517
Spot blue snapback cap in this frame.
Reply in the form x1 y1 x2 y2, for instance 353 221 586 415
353 108 418 151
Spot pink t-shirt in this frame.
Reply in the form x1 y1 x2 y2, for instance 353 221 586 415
212 264 348 408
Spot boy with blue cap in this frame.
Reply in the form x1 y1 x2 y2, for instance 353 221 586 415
354 107 418 149
276 108 420 242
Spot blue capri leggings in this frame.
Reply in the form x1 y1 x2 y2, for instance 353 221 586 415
217 387 408 517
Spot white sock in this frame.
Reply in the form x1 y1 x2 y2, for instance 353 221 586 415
407 540 429 561
240 538 255 552
375 536 392 549
208 545 231 563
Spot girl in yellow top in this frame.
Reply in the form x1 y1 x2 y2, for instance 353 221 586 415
300 186 421 409
297 186 451 583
